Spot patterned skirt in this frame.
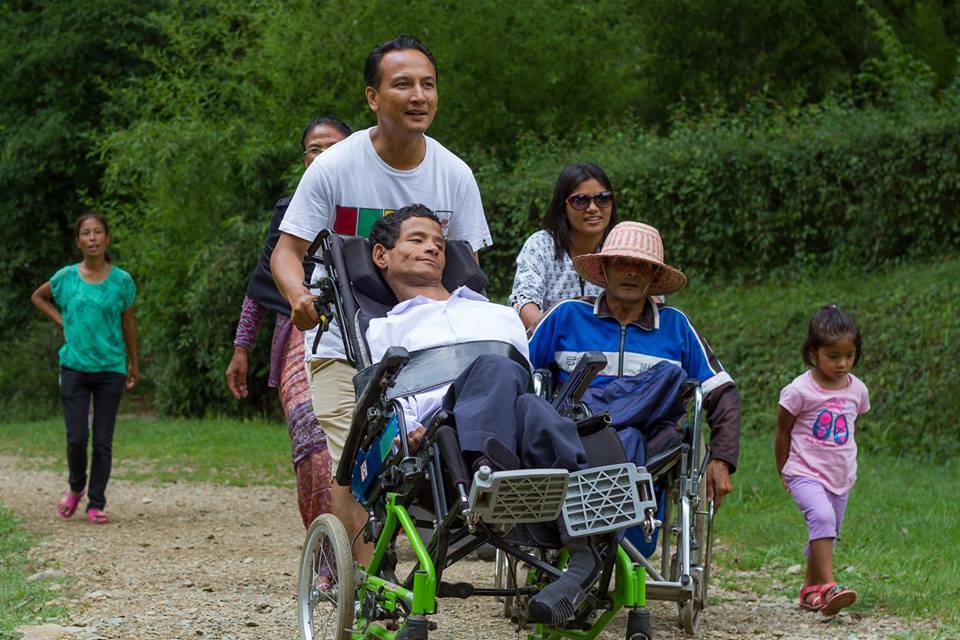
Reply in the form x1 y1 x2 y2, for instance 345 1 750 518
277 316 328 466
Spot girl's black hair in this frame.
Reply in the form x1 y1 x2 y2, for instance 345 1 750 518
74 213 112 263
541 161 618 261
301 117 353 150
802 304 862 368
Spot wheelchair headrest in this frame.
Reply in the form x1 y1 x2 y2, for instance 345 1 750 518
341 235 489 307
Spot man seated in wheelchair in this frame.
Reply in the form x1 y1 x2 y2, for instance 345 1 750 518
528 221 742 512
357 205 651 626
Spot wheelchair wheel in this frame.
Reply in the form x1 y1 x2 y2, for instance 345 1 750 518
298 514 356 640
676 476 714 635
494 549 517 618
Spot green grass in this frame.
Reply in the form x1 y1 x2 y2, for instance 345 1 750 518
717 433 960 630
3 414 956 631
0 416 294 487
0 504 69 635
671 257 960 461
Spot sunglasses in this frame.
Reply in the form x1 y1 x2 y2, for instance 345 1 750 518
567 191 614 211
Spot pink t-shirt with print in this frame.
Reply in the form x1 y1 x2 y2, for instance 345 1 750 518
779 370 870 495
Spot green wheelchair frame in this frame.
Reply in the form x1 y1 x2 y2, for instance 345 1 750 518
296 345 659 640
295 232 659 639
300 494 652 640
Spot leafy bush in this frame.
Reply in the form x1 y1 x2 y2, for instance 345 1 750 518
0 320 62 421
672 258 960 461
5 0 956 418
0 0 163 344
478 98 960 298
136 213 277 417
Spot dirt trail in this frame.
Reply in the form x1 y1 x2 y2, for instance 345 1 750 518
2 455 931 640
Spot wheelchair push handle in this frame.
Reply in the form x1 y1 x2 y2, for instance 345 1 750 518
309 278 337 353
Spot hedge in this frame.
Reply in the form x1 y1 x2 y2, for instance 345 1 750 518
475 99 960 299
672 257 960 462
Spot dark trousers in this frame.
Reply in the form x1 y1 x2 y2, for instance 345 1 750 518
442 355 587 472
59 367 125 511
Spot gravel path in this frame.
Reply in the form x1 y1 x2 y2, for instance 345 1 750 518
3 455 934 640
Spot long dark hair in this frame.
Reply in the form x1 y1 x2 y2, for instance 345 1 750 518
802 304 863 368
74 212 112 263
541 162 618 261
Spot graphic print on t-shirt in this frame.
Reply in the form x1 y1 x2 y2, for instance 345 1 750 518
811 409 850 445
332 205 452 237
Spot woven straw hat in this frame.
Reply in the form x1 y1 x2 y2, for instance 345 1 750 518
573 221 687 295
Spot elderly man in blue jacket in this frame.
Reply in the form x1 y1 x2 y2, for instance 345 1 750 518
528 221 742 510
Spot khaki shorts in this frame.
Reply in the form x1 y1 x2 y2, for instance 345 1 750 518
307 358 355 474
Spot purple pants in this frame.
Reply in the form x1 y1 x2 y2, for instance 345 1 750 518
785 475 849 558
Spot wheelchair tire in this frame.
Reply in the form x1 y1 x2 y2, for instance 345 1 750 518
494 549 518 618
298 514 356 640
626 608 652 640
676 476 713 636
670 428 713 636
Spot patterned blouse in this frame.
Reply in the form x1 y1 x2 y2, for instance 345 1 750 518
508 230 604 313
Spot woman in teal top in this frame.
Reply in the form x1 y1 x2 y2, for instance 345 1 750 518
31 213 139 525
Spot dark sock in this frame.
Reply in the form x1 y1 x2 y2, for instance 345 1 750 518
528 533 601 625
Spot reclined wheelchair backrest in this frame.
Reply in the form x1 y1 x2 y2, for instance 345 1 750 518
316 231 489 370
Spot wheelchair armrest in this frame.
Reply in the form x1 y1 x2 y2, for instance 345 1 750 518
551 351 607 412
575 411 611 438
335 346 410 485
681 378 701 401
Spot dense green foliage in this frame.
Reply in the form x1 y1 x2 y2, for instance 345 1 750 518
672 258 960 461
478 97 960 296
0 0 163 343
1 0 957 425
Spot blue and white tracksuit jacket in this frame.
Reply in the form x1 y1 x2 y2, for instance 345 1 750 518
528 294 742 470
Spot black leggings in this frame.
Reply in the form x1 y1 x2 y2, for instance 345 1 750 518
59 367 125 511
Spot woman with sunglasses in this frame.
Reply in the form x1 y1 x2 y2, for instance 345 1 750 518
509 161 618 329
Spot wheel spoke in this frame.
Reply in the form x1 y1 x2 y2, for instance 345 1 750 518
299 515 355 640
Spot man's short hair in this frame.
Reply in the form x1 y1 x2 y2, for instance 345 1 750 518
364 35 438 90
369 204 441 249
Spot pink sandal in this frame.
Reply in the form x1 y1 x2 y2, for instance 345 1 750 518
86 508 110 525
798 584 823 611
56 490 85 519
819 582 856 616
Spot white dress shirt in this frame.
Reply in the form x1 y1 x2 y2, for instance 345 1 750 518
366 286 530 429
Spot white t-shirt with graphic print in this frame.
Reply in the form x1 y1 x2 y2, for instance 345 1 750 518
280 127 492 361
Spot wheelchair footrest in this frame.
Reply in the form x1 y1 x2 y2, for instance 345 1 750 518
562 463 656 537
468 468 569 524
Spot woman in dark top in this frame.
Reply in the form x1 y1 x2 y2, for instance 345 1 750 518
225 117 350 531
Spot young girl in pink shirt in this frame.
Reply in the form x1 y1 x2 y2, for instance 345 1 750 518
775 305 869 616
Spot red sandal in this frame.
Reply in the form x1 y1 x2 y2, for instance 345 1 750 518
799 584 823 611
56 489 85 519
86 508 110 525
819 582 856 616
